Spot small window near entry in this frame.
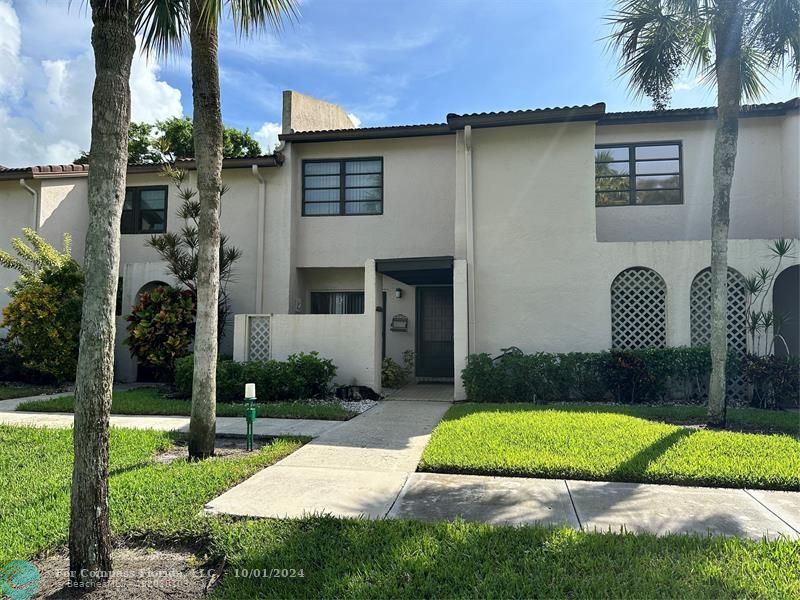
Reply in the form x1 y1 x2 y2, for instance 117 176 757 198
115 277 123 316
122 186 168 234
595 142 682 206
310 291 365 314
303 158 383 216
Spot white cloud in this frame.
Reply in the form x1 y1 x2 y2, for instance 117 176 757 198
0 0 23 100
130 53 183 123
0 1 183 167
254 121 281 153
347 113 362 128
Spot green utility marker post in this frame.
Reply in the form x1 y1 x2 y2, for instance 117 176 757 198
245 383 257 451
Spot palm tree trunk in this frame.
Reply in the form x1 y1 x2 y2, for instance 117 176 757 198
188 0 223 459
69 0 135 585
708 0 744 427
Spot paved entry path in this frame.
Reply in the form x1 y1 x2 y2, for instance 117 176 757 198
0 391 341 438
208 399 800 541
206 400 451 519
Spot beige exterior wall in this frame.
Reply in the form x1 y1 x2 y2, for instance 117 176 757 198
290 135 456 268
458 120 800 362
282 90 357 134
1 104 798 392
595 117 798 242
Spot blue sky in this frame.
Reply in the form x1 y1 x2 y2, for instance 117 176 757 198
1 0 797 166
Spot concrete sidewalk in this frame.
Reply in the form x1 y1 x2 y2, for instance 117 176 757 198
0 391 343 438
206 399 800 541
206 400 451 519
389 473 800 540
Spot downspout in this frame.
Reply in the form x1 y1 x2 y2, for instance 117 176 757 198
251 165 266 313
464 125 476 353
19 179 39 232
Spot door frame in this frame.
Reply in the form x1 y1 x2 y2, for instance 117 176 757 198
414 284 454 378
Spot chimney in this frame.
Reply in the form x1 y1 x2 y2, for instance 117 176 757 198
282 90 358 134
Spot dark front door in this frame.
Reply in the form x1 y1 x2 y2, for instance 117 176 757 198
416 286 454 378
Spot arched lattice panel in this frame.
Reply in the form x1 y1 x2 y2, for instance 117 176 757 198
611 267 667 349
690 268 747 404
690 268 747 355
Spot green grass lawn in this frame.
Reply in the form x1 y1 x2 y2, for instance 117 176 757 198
0 424 303 563
210 517 800 599
0 384 57 401
15 387 356 420
419 403 800 490
1 424 797 599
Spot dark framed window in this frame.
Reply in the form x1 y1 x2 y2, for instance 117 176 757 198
122 186 168 233
310 291 365 314
595 142 683 206
303 158 383 216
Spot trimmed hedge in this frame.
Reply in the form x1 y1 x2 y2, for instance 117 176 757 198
462 347 742 404
175 352 336 403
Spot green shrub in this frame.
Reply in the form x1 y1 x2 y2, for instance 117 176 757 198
124 286 195 379
740 354 800 409
462 347 740 405
382 350 415 388
0 261 84 383
174 352 336 402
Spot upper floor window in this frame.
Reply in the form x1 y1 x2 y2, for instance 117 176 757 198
595 142 682 206
122 186 167 234
303 158 383 216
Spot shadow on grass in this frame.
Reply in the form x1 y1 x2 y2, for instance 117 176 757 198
609 427 695 480
210 516 794 599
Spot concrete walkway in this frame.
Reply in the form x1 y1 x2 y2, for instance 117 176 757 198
206 400 451 519
207 399 800 541
0 391 342 438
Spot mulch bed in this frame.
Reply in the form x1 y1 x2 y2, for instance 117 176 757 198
154 436 275 464
34 542 219 599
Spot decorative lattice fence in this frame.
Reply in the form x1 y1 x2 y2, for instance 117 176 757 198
611 267 667 350
247 315 271 361
690 268 747 404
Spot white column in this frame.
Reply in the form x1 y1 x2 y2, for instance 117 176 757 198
453 259 469 400
364 259 383 391
233 314 248 362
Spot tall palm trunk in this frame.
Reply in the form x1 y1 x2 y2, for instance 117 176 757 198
188 0 223 458
69 0 135 585
708 0 744 427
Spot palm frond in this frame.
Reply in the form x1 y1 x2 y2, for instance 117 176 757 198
607 0 696 109
136 0 189 57
751 0 800 82
216 0 297 38
739 44 772 102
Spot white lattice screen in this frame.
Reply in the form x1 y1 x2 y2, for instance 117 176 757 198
690 268 747 403
611 267 667 349
690 268 747 354
247 315 271 361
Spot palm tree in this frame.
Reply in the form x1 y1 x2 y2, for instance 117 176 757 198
137 0 296 458
69 0 137 586
608 0 799 426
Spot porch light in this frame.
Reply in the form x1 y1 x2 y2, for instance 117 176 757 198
395 288 403 299
244 383 257 451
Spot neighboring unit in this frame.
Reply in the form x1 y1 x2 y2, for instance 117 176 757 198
1 93 798 400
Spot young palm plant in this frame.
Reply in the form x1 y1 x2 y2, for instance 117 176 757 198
608 0 800 426
137 0 296 458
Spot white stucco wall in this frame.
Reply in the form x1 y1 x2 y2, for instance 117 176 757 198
0 182 37 316
270 314 374 386
290 135 456 268
595 117 798 242
461 120 800 357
